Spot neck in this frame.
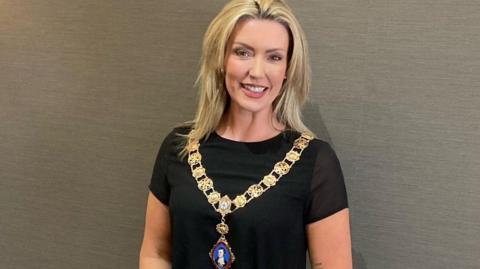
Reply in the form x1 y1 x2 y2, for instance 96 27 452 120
216 105 285 142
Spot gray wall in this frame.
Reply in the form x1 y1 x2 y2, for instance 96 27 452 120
1 1 479 268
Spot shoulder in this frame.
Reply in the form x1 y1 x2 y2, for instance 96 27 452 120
157 124 192 156
284 130 335 156
309 138 341 167
310 138 336 155
284 130 341 167
166 124 191 142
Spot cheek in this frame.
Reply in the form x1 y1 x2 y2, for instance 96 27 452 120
270 66 287 87
225 61 249 95
225 58 248 79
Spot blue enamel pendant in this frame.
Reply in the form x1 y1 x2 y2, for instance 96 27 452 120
210 236 235 269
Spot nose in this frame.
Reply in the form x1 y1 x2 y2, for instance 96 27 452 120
248 57 265 79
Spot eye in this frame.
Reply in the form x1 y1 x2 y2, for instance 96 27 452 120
234 48 251 57
269 54 283 62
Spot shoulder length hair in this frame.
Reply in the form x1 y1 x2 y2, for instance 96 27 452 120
180 0 313 156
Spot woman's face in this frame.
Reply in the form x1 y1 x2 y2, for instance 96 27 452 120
224 19 289 115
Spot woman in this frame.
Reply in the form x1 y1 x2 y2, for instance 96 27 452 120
140 0 352 268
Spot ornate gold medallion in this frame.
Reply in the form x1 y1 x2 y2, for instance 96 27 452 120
187 132 313 267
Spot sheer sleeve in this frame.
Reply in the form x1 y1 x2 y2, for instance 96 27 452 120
148 133 173 206
305 141 349 224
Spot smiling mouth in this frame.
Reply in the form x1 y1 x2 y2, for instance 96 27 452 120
241 83 268 93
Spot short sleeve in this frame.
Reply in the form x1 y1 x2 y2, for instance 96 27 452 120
305 141 349 223
148 133 173 206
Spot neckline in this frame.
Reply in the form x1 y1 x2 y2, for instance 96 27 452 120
212 130 285 145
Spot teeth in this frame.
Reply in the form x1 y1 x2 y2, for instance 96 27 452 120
243 84 267 93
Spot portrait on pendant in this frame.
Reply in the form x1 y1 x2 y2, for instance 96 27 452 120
211 242 232 269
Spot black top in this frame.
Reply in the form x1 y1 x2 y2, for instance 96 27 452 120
148 126 348 269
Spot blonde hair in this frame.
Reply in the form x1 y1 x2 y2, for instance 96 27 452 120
179 0 313 156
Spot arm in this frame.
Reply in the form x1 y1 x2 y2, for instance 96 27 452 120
307 208 352 269
139 192 172 269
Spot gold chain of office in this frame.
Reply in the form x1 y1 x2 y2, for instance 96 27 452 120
186 131 313 268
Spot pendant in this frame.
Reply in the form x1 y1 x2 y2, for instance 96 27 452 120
210 236 235 269
210 218 235 268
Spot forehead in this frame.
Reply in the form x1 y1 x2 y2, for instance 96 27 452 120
229 19 289 50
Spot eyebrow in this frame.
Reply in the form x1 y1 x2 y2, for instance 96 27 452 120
233 42 286 53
